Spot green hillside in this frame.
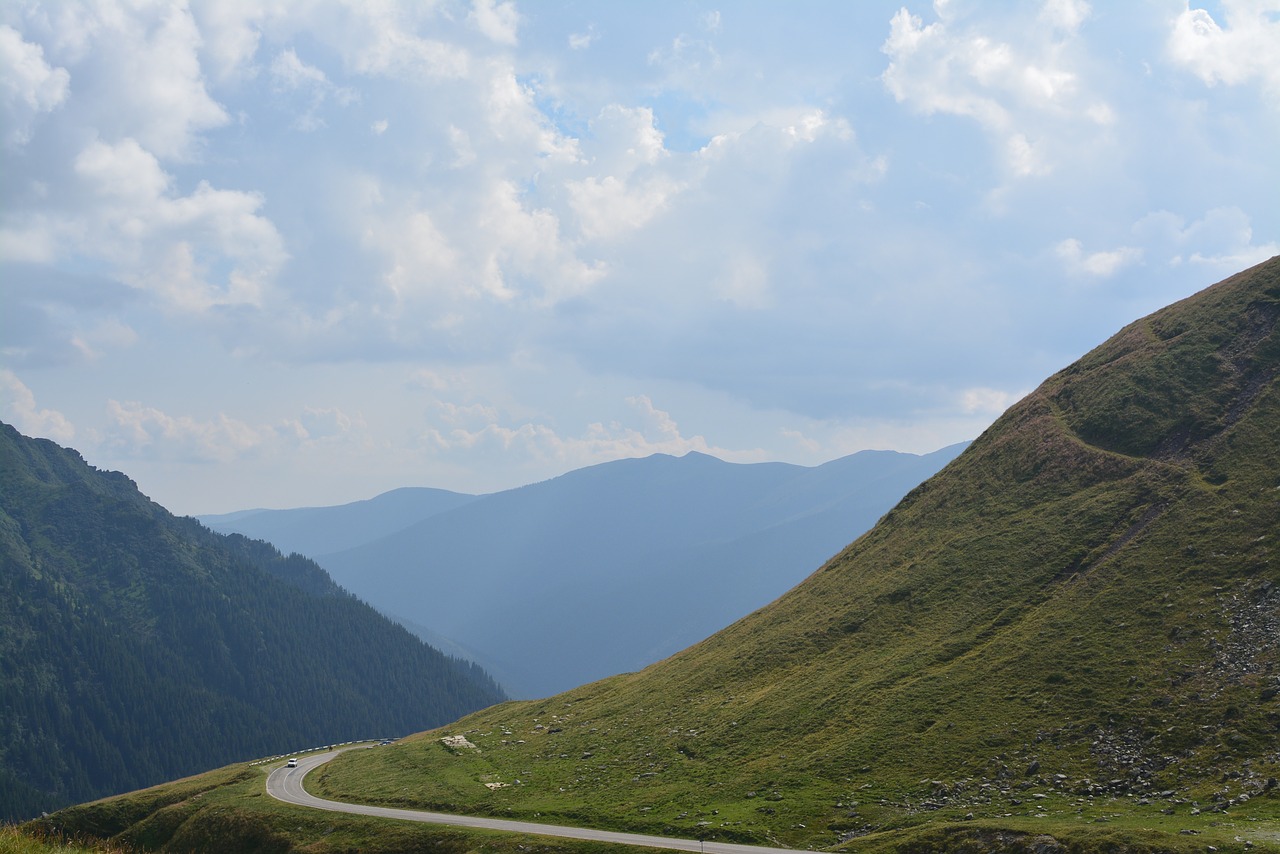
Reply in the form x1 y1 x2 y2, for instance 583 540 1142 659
0 423 505 822
300 257 1279 849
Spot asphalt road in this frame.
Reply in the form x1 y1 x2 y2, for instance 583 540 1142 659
266 748 801 854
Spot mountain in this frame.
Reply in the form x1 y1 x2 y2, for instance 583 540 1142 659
0 423 505 822
300 257 1280 849
208 445 966 698
200 487 479 558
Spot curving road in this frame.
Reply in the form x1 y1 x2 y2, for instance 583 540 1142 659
266 749 799 854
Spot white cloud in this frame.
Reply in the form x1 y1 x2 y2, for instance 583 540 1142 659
1084 101 1114 124
1055 237 1143 277
289 407 366 442
1039 0 1091 34
51 3 229 160
648 32 720 86
0 370 75 442
696 108 855 165
568 174 677 241
481 61 581 161
469 0 520 46
71 317 139 361
568 25 597 50
373 210 461 301
782 411 1001 462
958 386 1020 416
448 124 476 166
105 399 364 463
1168 1 1280 104
549 103 886 332
271 48 328 90
587 104 667 169
1133 206 1279 272
478 179 605 303
356 171 603 318
68 138 288 310
341 6 470 79
564 105 679 240
1183 219 1280 270
881 1 1109 178
0 219 57 264
714 255 771 309
269 47 357 131
0 24 70 146
407 368 457 392
780 427 822 454
107 400 261 462
189 0 269 83
75 135 170 201
420 393 760 469
1005 132 1047 178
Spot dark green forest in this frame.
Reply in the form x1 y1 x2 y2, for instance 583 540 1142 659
0 422 504 821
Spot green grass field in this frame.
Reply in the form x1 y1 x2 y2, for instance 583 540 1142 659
17 757 687 854
16 749 1279 852
0 825 131 854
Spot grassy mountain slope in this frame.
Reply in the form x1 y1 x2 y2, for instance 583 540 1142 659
308 446 966 697
0 424 505 822
20 758 686 854
306 257 1280 849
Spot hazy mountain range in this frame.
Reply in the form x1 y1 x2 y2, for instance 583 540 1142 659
202 444 967 697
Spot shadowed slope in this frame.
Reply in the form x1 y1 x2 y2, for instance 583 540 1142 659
0 425 505 821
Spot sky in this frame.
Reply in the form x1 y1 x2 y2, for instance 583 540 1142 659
2 0 1278 515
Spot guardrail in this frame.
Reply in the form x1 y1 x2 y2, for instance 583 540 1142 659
247 738 398 766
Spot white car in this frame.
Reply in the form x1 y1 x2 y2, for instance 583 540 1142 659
287 758 298 768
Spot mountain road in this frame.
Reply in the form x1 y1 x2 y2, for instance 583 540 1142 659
266 748 800 854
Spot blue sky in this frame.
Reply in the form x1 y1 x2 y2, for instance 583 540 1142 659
2 0 1277 514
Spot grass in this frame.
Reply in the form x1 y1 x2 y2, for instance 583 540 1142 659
26 757 684 854
305 458 1279 848
24 751 1280 853
0 825 132 854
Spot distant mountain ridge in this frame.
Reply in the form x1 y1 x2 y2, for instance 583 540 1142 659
0 423 505 821
200 486 479 557
205 445 967 697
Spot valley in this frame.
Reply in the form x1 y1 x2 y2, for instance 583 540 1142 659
203 446 966 698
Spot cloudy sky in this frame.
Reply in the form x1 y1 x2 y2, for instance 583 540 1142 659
2 0 1277 515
